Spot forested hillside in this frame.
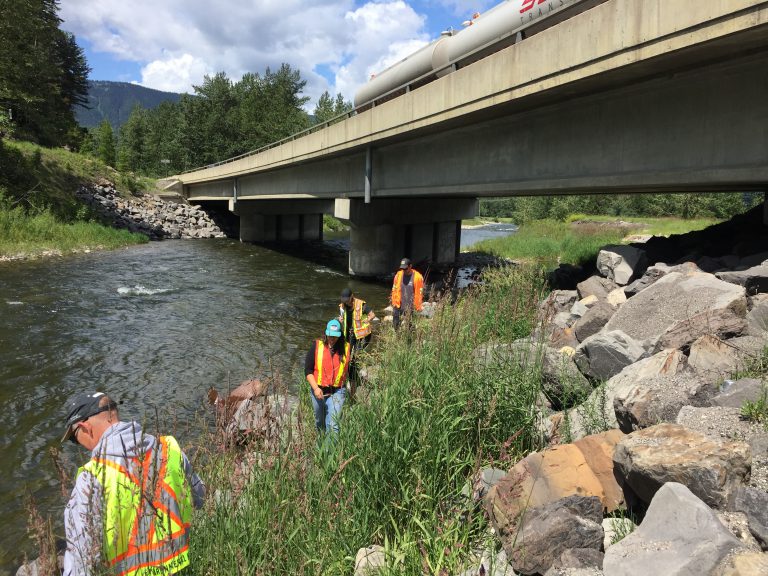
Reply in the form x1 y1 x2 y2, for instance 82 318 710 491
75 81 182 129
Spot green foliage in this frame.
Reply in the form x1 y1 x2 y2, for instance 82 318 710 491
480 192 759 223
113 64 311 176
95 120 116 167
741 387 768 429
0 0 90 145
189 267 549 575
322 215 348 232
0 138 149 258
472 219 629 268
313 91 353 125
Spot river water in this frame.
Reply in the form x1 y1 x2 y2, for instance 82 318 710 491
0 224 513 573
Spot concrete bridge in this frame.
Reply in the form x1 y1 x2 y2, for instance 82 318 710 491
174 0 768 276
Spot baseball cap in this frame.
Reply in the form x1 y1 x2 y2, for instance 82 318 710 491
399 258 411 269
61 391 118 443
325 319 343 337
340 288 352 301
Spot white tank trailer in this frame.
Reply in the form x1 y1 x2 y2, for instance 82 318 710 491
353 0 603 108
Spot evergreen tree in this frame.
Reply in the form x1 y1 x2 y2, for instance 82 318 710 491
313 91 353 125
96 119 116 167
117 106 148 172
0 0 89 145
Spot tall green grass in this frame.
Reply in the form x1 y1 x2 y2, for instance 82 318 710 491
0 199 147 258
0 139 150 259
471 220 629 268
564 214 720 236
189 266 550 575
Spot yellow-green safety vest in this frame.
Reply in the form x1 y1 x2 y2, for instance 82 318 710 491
339 298 372 340
78 435 193 576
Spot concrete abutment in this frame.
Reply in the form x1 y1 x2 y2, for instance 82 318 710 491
231 199 332 243
335 198 478 276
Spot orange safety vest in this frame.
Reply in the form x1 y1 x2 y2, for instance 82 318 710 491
339 298 372 340
391 269 424 311
79 436 193 576
314 339 351 388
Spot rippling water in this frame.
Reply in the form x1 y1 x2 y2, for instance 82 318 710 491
0 223 516 573
0 237 392 573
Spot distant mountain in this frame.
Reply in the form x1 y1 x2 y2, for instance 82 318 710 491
75 80 183 129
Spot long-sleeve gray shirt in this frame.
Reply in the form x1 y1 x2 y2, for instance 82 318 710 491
63 421 205 575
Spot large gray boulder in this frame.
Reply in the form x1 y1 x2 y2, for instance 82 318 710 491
574 302 616 343
613 423 751 509
573 331 646 381
604 271 748 352
746 294 768 336
675 406 768 495
596 245 647 286
623 262 700 298
577 276 619 301
730 487 768 551
716 265 768 295
712 379 766 408
613 371 715 433
561 349 688 440
686 335 764 379
603 483 743 576
505 496 604 576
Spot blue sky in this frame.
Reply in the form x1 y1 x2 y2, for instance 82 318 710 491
59 0 495 107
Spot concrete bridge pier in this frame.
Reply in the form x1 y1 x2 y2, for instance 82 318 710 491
231 199 334 242
335 198 478 276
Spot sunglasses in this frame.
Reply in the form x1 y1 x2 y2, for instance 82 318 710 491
68 402 118 444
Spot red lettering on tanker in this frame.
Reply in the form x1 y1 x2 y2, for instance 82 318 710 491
520 0 547 13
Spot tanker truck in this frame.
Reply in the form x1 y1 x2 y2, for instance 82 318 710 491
353 0 606 109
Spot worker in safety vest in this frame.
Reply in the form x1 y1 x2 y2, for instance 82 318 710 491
304 319 351 435
61 391 206 576
338 288 375 395
391 258 424 330
338 288 375 351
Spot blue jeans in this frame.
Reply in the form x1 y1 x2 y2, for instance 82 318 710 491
310 386 346 435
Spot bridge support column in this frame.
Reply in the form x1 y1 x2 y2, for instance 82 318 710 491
336 198 477 276
231 200 332 243
764 192 767 226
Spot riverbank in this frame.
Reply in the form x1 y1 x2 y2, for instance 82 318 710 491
188 205 768 575
183 205 767 575
0 140 153 261
16 205 768 575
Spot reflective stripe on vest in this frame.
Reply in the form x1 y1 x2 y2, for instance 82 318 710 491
314 339 350 388
391 270 424 311
339 299 371 339
79 435 193 576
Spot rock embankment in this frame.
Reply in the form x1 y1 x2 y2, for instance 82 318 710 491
76 180 227 240
357 205 768 576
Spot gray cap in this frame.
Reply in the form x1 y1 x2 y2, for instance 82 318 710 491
340 288 352 300
399 258 411 269
61 392 117 443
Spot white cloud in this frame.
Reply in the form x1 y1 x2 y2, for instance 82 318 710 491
59 0 431 108
140 54 213 93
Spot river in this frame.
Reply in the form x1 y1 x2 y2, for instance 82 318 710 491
0 223 514 573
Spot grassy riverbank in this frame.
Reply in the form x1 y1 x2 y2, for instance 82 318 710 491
188 266 550 575
469 216 721 267
0 139 150 260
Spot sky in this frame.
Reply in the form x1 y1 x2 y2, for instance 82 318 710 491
59 0 497 109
